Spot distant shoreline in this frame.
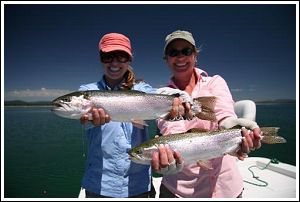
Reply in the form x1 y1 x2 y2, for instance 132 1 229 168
255 100 296 104
4 105 52 107
4 99 296 107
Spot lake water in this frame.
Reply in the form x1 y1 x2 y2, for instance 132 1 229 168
3 103 297 198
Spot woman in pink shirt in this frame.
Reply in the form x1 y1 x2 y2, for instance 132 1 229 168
151 30 262 198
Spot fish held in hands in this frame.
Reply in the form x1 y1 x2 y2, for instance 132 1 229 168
128 127 286 166
51 90 217 122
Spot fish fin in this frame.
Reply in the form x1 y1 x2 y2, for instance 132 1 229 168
193 96 217 122
260 127 287 144
228 151 248 159
188 128 209 133
261 136 287 144
227 151 240 158
260 127 280 136
196 160 213 170
159 112 170 120
131 120 148 129
130 90 146 94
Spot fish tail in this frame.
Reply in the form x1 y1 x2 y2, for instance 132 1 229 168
260 127 287 144
193 96 217 121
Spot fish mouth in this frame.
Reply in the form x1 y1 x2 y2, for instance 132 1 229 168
127 151 151 165
53 102 64 109
127 150 137 159
52 102 72 111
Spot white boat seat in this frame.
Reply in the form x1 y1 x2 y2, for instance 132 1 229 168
234 100 256 121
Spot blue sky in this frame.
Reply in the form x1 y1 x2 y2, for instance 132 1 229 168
2 2 298 102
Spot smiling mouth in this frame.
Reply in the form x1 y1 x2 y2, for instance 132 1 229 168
175 63 188 68
109 67 121 72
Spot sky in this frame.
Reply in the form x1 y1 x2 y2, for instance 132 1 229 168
2 2 299 102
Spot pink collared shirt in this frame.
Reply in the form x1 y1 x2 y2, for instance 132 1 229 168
157 68 243 198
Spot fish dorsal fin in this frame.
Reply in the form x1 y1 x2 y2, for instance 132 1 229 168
130 90 146 94
188 128 209 133
197 160 213 170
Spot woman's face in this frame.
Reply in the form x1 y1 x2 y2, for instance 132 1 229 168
101 51 131 81
165 39 197 79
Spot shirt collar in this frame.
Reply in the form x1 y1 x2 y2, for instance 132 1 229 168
97 75 124 91
167 67 208 88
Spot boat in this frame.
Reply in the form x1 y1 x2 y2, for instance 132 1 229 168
78 156 296 198
236 157 297 198
78 101 297 198
153 157 297 198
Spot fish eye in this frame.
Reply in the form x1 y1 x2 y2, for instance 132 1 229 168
136 149 143 154
62 98 70 102
83 92 90 99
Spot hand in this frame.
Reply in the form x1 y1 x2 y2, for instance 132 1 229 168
168 97 184 120
237 127 262 160
156 87 193 104
151 144 184 175
165 96 194 121
80 107 111 126
156 87 194 120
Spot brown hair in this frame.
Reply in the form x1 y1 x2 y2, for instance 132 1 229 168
120 66 136 90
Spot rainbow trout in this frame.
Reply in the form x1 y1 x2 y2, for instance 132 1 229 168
51 90 217 122
128 127 286 165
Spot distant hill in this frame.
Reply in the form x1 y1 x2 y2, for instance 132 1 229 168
4 100 52 106
255 99 296 104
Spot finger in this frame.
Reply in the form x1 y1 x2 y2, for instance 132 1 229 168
248 131 257 150
249 131 254 141
178 105 185 117
183 102 193 120
92 108 100 126
243 129 254 150
176 98 184 117
80 114 89 125
253 128 262 149
151 151 160 171
169 98 180 119
185 102 191 110
254 139 261 150
165 144 175 164
241 129 250 154
236 150 244 161
158 144 169 168
166 159 177 174
236 149 247 161
97 108 106 125
176 97 183 105
173 150 183 164
253 128 262 139
104 114 111 123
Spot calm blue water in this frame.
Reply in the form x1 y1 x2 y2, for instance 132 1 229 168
4 103 296 198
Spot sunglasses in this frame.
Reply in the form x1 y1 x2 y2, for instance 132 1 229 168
166 47 194 57
100 51 131 63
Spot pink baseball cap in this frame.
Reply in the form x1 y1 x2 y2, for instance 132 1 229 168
98 33 132 57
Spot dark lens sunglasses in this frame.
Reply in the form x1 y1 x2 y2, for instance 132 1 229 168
100 51 131 63
167 47 194 57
